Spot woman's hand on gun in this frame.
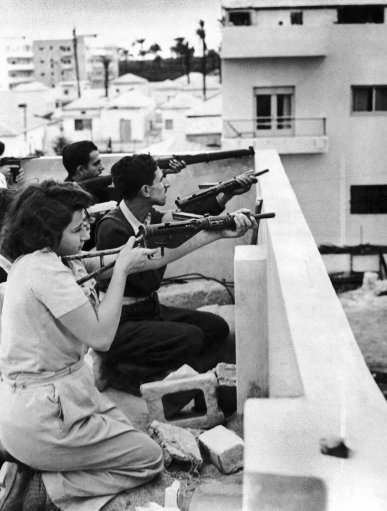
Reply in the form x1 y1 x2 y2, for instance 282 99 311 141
221 208 257 238
114 237 157 275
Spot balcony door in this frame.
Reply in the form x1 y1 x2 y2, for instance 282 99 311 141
254 87 294 136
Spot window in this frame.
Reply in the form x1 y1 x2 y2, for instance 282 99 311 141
165 119 173 130
74 119 92 131
350 185 387 214
254 86 294 134
352 86 387 112
228 10 251 26
337 5 384 23
290 11 303 25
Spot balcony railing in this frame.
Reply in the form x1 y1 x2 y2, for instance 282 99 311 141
224 117 327 138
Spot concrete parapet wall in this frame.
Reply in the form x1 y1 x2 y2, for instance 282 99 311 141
238 149 387 510
21 153 255 281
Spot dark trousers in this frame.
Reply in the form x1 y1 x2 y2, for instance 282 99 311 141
101 295 233 395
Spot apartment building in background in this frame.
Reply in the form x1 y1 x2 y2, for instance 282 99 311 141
221 0 387 247
33 37 88 88
0 37 34 90
87 46 120 89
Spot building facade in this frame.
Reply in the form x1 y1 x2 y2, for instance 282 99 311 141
221 0 387 246
33 37 87 88
0 38 34 90
87 46 120 89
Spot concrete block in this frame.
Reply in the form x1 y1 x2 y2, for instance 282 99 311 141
159 279 231 309
140 372 224 429
189 481 242 511
199 425 244 474
214 363 236 387
148 420 203 470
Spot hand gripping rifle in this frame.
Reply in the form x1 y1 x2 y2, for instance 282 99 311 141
64 210 275 285
175 168 269 212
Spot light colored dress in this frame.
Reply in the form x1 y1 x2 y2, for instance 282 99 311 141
0 250 163 511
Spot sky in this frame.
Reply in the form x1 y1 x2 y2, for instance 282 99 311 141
2 0 222 55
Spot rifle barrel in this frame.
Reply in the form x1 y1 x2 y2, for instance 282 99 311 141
158 147 254 171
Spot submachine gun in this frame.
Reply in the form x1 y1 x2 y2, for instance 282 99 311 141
64 210 275 285
175 168 269 213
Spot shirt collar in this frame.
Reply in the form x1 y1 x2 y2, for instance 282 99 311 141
119 200 151 235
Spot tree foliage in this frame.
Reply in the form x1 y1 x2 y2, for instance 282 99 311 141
170 37 195 84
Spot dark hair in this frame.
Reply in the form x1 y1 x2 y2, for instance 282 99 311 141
62 140 98 180
1 180 93 260
0 189 15 227
0 141 5 156
111 154 157 200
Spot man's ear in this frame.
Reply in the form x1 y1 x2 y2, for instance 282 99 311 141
140 183 151 198
73 164 85 181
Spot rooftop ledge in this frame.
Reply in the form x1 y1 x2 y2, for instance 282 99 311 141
222 26 329 58
237 149 387 510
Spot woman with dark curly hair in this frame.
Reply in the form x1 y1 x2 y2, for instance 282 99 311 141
0 180 163 511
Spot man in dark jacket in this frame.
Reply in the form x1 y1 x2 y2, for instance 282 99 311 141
95 154 256 402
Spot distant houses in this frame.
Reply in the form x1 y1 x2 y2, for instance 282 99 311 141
57 72 222 153
0 69 223 156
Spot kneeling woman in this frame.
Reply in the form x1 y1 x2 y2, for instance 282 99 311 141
0 181 162 511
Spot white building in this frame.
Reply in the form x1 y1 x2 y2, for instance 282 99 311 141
149 79 183 106
186 93 222 147
104 90 157 152
111 73 150 96
0 38 34 90
159 92 202 143
221 0 387 246
173 72 221 100
61 89 157 152
53 80 91 106
33 37 88 88
87 46 120 89
0 91 61 157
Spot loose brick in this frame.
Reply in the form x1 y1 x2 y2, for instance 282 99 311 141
199 425 244 474
140 371 224 429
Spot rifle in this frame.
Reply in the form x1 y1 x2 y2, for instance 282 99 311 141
175 168 269 212
157 146 255 174
64 210 275 285
78 147 255 202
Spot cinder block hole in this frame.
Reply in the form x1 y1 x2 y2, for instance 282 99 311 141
162 389 207 421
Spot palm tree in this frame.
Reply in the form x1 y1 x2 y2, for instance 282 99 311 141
196 19 207 99
136 38 147 59
170 37 194 84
